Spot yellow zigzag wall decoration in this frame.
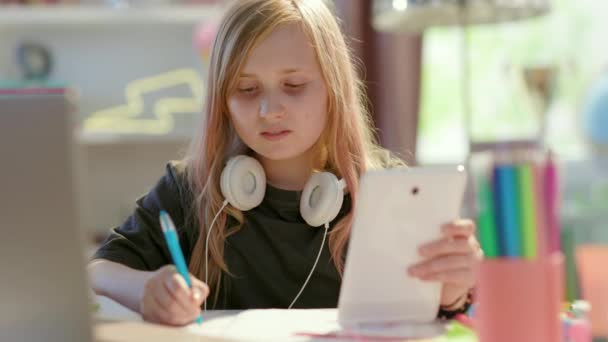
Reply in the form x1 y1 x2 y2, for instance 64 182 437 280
84 68 204 135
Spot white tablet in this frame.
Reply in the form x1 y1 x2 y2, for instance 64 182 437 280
338 165 467 326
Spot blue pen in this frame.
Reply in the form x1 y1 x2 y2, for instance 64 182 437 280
159 210 203 325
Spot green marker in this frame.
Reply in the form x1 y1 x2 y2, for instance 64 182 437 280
477 175 499 258
517 164 537 259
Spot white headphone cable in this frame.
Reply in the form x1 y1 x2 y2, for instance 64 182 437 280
288 222 330 309
205 201 332 310
204 199 229 311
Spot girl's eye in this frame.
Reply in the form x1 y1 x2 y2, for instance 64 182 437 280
285 83 305 89
239 87 257 94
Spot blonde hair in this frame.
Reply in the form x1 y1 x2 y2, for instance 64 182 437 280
185 0 403 306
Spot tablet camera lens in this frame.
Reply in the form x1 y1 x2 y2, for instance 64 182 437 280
412 187 419 195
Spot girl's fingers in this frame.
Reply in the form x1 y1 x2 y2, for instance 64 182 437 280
190 275 210 303
408 255 474 277
442 219 476 238
154 280 177 311
419 268 474 286
143 288 181 325
164 273 199 315
152 291 179 325
419 237 471 257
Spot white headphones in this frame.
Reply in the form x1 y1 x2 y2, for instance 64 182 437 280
205 155 347 310
220 155 347 227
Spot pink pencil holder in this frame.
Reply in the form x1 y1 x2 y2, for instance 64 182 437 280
576 245 608 337
475 253 564 342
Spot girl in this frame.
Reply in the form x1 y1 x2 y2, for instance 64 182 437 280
89 0 483 326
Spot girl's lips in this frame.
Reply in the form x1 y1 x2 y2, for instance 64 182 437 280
261 130 291 141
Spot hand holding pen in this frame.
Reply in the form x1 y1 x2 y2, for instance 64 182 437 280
138 211 208 326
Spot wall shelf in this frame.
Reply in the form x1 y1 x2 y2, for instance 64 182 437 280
0 4 223 27
77 130 192 145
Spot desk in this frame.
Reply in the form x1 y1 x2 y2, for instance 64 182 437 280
95 320 223 342
94 296 477 342
94 296 233 341
95 295 239 322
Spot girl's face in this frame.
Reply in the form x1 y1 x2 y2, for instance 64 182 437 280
227 24 328 161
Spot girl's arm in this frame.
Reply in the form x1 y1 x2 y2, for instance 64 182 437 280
88 259 208 326
88 259 154 313
88 161 197 312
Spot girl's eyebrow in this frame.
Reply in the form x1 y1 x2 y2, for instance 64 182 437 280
239 68 307 78
279 68 302 75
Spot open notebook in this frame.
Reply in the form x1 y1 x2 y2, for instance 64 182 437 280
186 309 446 342
95 297 446 342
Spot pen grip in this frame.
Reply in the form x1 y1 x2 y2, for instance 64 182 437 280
163 230 192 287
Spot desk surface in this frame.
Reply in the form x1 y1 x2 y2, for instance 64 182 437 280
95 320 224 342
94 296 236 341
94 296 477 342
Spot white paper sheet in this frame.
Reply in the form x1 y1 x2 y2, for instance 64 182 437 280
186 309 445 342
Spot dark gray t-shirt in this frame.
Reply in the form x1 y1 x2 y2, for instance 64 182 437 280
93 161 350 310
93 161 470 317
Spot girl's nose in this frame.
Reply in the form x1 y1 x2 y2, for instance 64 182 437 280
258 95 284 119
259 97 268 116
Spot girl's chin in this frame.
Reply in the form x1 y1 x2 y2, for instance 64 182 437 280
253 148 309 162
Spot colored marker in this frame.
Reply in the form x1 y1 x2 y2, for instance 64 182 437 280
159 210 203 325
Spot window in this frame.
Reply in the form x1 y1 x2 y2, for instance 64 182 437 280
417 0 608 164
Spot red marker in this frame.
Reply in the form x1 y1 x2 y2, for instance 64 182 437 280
454 314 475 330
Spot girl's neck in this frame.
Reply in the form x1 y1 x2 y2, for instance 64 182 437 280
255 149 320 191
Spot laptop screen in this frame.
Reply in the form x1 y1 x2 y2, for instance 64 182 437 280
0 91 92 341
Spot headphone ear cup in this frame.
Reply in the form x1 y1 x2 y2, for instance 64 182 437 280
300 172 345 227
220 155 266 211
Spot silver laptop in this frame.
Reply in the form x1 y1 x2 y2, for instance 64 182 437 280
0 91 93 341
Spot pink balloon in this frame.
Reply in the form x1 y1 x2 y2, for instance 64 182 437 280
194 22 218 51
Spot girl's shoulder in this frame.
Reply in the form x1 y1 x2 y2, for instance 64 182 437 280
165 159 189 190
166 159 188 180
162 159 200 228
165 158 197 198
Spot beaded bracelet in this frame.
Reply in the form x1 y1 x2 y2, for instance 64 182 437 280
437 289 474 320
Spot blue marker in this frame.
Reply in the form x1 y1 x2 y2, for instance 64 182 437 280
159 210 203 324
466 303 476 317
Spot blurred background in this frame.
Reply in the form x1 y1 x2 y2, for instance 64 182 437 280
1 0 607 331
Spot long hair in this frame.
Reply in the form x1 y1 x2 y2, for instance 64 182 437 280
185 0 403 306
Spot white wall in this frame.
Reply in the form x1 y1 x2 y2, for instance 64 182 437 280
78 141 190 238
0 15 209 239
